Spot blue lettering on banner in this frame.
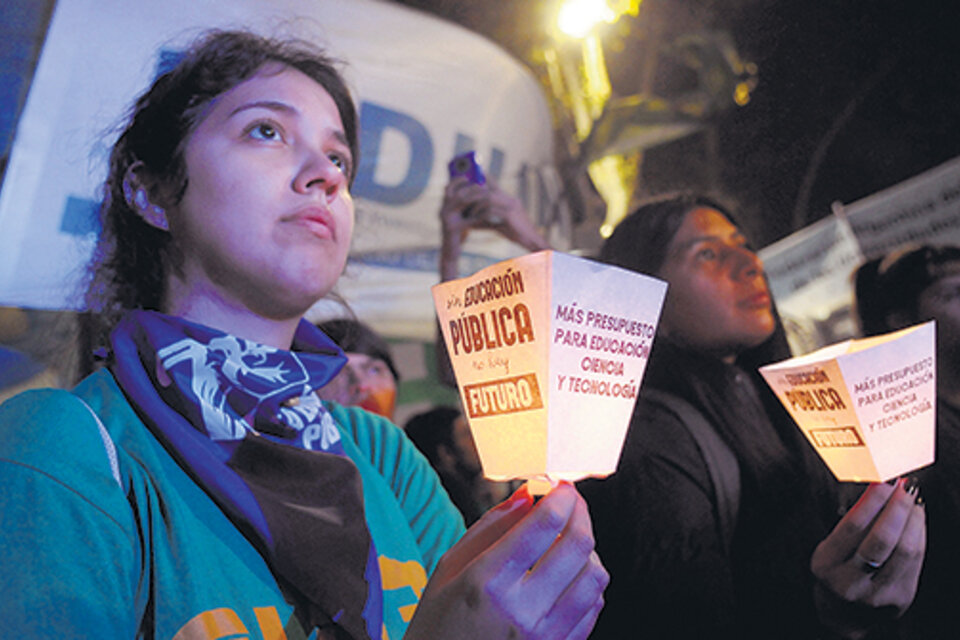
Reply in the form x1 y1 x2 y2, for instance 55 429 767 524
518 163 556 228
60 196 100 236
453 133 475 160
453 133 505 182
487 148 505 183
353 102 434 205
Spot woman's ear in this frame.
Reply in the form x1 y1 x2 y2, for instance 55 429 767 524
122 162 170 231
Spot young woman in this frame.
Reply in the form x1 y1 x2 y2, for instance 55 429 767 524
580 194 926 639
0 30 607 639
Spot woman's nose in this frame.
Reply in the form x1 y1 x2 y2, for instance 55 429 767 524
732 246 763 280
293 152 346 197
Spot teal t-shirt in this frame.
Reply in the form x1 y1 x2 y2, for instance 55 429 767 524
0 370 465 639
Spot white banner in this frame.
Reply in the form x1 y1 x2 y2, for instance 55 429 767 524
0 0 564 340
760 156 960 354
759 212 863 355
845 154 960 258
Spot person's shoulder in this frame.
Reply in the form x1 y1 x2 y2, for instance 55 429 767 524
71 369 141 437
627 390 705 454
325 402 408 458
0 385 96 457
608 388 721 496
0 375 127 498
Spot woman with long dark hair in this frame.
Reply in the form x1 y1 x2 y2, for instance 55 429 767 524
0 30 607 639
581 193 925 639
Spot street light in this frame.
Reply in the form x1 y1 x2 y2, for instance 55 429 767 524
557 0 616 38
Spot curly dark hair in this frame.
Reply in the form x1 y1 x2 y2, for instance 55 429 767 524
84 30 359 337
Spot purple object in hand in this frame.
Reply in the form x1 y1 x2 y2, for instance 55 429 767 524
448 151 486 185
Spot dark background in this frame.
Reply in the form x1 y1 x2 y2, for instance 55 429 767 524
394 0 960 246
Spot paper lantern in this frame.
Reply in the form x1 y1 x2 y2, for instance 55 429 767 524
760 321 936 482
432 250 666 493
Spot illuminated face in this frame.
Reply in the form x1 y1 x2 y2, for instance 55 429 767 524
317 353 397 418
165 65 354 324
657 207 776 357
917 271 960 377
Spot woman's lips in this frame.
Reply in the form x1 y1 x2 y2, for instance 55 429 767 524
290 207 334 239
741 291 771 309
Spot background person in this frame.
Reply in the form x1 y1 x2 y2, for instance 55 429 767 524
314 317 400 420
580 193 925 639
853 244 960 639
0 30 607 639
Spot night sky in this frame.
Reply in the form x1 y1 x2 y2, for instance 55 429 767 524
394 0 960 247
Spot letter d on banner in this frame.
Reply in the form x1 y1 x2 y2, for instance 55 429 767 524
353 102 433 205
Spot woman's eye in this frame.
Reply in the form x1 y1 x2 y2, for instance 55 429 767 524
695 247 717 261
248 122 280 141
329 153 349 174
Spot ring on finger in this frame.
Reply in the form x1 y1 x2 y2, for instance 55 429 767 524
853 551 884 573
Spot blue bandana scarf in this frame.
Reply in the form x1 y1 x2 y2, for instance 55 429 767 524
109 310 383 639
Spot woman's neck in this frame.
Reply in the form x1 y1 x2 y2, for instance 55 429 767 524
662 333 740 364
163 294 301 349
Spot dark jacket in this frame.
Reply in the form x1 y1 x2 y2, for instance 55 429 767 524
581 339 849 639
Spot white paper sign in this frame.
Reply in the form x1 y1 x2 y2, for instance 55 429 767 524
432 250 666 490
760 321 936 482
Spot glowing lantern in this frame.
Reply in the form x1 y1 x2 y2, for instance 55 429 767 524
760 321 936 482
432 250 666 493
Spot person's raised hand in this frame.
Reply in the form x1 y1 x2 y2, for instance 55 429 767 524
810 478 926 639
480 182 551 252
405 482 609 639
439 176 491 246
438 177 551 282
439 176 491 281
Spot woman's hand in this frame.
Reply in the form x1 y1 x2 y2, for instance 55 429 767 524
439 177 550 281
810 478 926 639
405 482 609 639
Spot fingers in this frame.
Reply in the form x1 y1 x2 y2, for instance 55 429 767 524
812 481 897 572
432 486 533 587
482 483 606 635
563 596 605 640
419 483 606 640
534 551 609 640
442 177 488 210
853 478 921 570
862 495 926 612
482 483 581 586
522 486 596 605
811 477 927 634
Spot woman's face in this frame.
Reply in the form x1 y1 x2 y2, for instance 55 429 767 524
164 64 354 326
657 207 775 357
316 353 398 419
